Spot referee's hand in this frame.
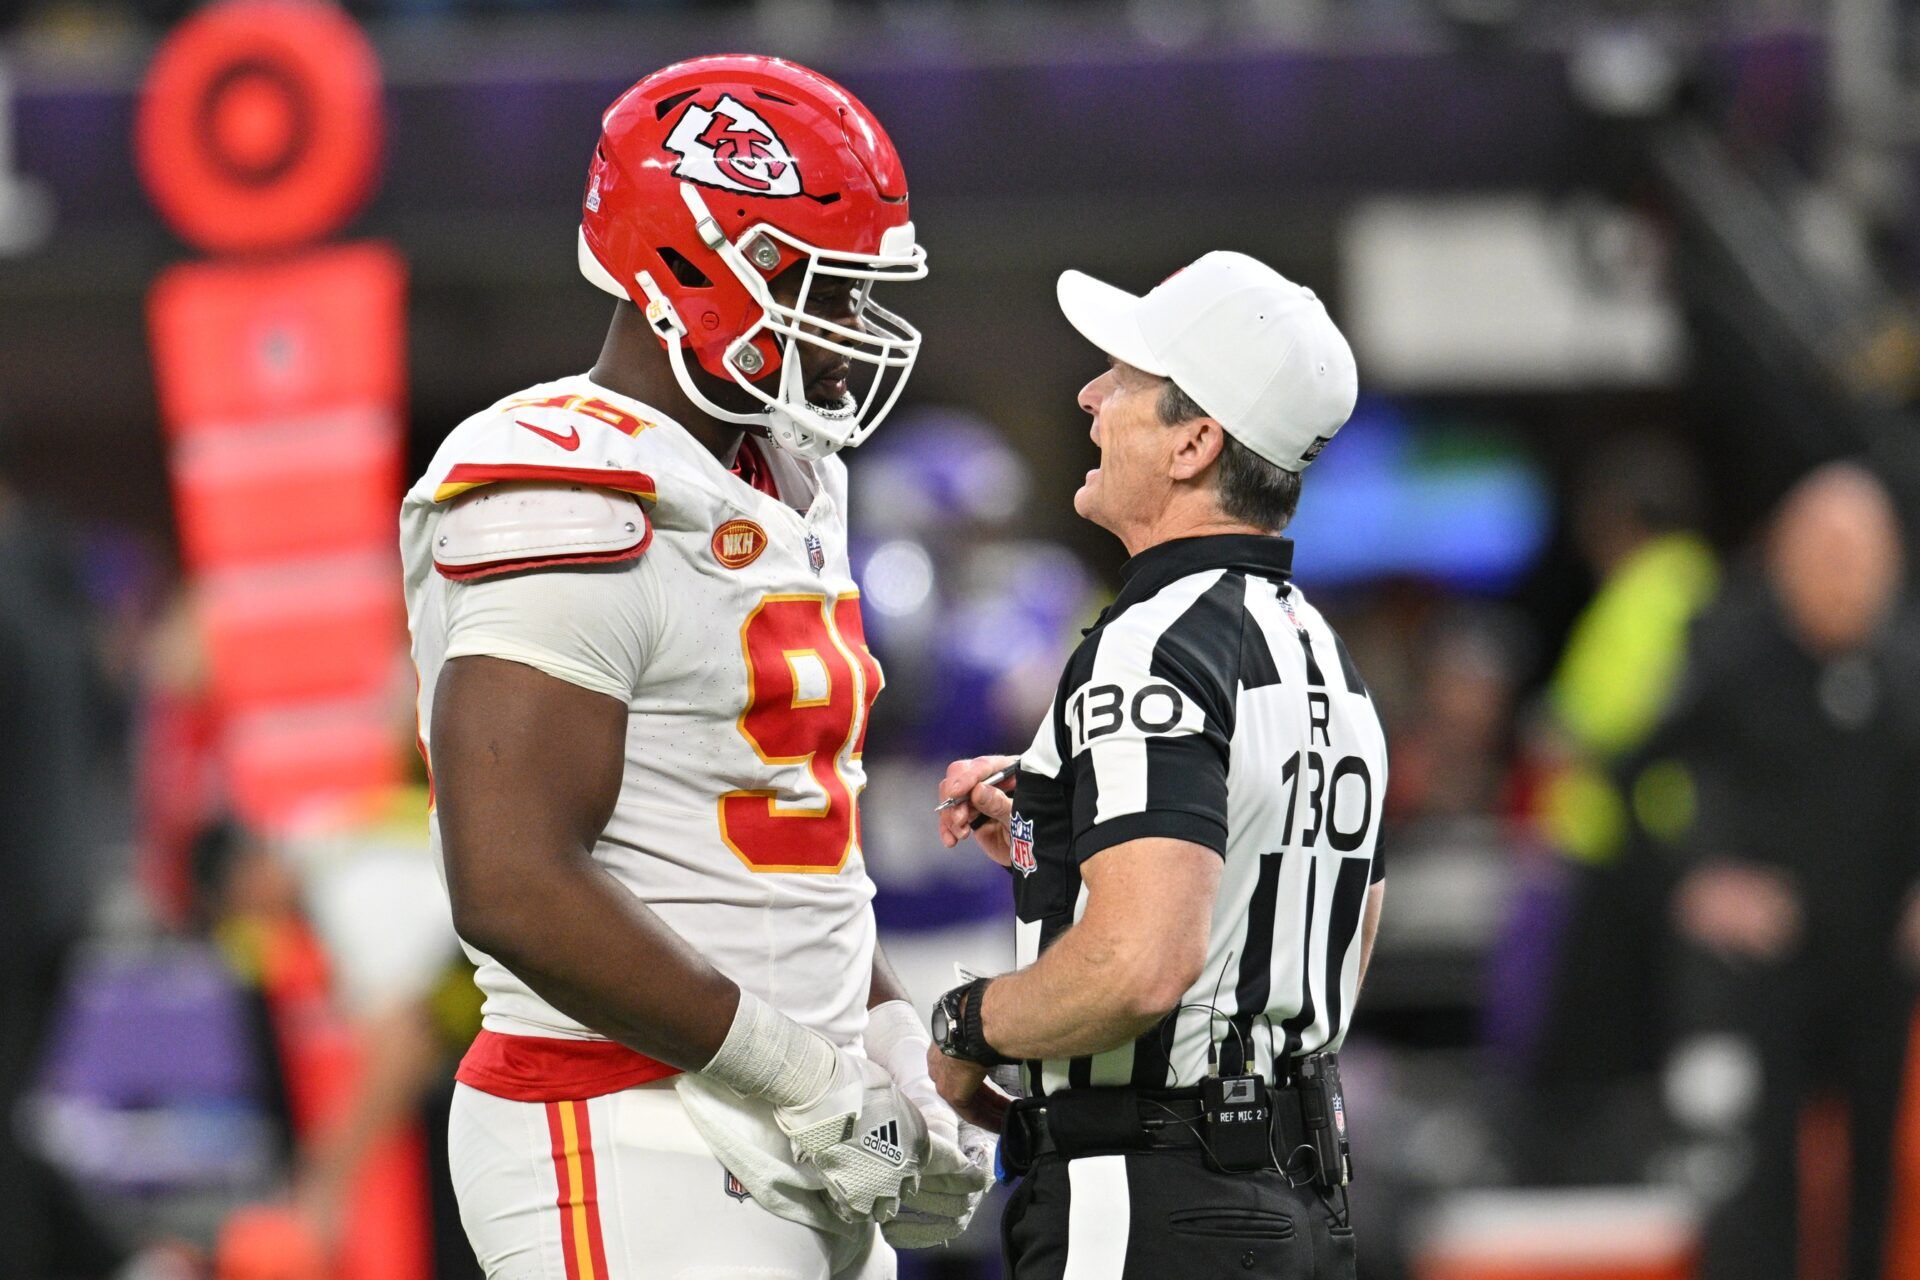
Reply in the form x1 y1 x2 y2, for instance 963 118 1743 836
937 755 1019 861
926 1044 1013 1134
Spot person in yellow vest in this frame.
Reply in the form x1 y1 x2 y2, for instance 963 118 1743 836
1541 435 1719 861
1515 434 1719 1180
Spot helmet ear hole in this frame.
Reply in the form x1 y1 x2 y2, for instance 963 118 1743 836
656 247 713 288
653 88 698 120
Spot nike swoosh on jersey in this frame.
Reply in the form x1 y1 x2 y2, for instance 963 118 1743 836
517 420 581 451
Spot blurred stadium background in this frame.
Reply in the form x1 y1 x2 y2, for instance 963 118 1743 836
8 0 1920 1277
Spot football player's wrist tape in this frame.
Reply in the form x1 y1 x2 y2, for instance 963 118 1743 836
865 998 957 1153
865 999 992 1246
863 1000 932 1085
865 998 926 1044
703 987 839 1111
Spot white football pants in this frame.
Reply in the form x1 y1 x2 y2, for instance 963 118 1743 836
448 1080 896 1280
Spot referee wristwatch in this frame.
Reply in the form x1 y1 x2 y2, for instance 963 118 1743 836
932 977 1016 1066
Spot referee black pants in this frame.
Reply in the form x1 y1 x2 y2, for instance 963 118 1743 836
1001 1149 1358 1279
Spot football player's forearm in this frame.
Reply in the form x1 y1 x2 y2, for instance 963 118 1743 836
868 942 910 1009
458 858 741 1070
433 654 740 1071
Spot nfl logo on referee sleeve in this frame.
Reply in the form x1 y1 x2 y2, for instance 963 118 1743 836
1009 813 1036 876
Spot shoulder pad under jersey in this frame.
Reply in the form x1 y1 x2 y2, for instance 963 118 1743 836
433 481 650 581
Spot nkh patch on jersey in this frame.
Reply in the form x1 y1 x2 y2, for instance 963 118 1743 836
711 518 767 569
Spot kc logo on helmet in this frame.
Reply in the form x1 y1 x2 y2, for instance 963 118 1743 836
1009 812 1036 877
664 95 803 198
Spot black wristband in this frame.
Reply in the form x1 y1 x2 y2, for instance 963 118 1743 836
933 977 1015 1066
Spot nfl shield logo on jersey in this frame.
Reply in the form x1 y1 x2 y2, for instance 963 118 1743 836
1009 812 1036 876
723 1169 751 1202
805 531 826 575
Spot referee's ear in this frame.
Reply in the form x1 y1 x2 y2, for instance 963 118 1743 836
1167 415 1230 484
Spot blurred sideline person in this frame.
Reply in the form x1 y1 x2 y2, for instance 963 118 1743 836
1658 464 1920 1280
125 587 484 1275
931 252 1387 1279
402 57 987 1279
0 449 124 1278
1518 436 1719 1179
282 788 482 1278
1549 435 1718 804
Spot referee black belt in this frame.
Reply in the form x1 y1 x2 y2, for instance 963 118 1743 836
1001 1084 1308 1175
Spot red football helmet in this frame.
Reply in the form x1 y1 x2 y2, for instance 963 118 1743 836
579 55 926 459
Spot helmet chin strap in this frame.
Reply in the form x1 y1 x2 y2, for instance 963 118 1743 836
634 268 855 460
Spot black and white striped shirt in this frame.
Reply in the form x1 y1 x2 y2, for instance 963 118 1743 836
1010 534 1387 1096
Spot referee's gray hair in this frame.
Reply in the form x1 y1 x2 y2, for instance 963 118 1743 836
1157 380 1302 533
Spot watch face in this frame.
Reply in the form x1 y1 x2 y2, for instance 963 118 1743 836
931 1001 951 1045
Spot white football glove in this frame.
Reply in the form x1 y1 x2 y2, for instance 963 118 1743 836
865 1000 996 1249
884 1121 996 1249
703 989 929 1225
774 1048 930 1224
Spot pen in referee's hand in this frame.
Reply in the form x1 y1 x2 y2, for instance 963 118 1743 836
934 765 1015 813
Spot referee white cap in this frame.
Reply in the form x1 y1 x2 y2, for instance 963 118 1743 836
1056 250 1359 472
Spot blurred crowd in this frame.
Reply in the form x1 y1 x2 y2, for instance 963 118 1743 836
0 0 1446 29
6 383 1920 1280
1344 438 1920 1280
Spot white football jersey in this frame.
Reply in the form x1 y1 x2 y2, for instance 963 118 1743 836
402 375 883 1050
